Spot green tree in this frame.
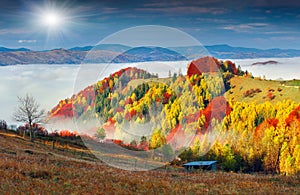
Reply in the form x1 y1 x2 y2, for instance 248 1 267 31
95 127 106 140
160 144 174 161
172 72 177 82
222 144 237 171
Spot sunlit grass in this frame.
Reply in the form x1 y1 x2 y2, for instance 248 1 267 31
225 76 300 104
0 130 300 194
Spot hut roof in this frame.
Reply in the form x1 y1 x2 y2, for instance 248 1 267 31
183 161 217 166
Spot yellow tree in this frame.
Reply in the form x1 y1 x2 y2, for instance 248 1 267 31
293 145 300 173
150 129 166 149
262 126 283 173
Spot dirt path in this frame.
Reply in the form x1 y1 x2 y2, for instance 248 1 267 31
281 84 299 89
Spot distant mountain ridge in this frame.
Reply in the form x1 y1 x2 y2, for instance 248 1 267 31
0 46 187 66
171 44 300 59
0 49 86 65
69 44 131 52
1 44 300 65
112 47 187 62
0 47 31 52
207 44 300 59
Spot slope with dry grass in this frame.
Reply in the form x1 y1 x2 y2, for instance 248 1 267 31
1 130 299 194
225 76 300 104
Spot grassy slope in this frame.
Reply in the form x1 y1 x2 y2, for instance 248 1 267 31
129 76 300 104
225 76 300 104
1 130 300 194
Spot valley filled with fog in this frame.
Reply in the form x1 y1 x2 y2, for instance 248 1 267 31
232 57 300 80
1 57 299 125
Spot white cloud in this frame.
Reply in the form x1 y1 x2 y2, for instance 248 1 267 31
196 17 230 23
262 31 298 35
136 6 227 15
270 36 299 41
0 28 30 35
221 23 270 32
18 39 37 43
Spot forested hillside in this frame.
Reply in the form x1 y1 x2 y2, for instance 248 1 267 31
49 56 300 175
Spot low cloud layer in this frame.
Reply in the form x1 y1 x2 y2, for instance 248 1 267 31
0 65 80 125
1 58 299 126
233 57 300 80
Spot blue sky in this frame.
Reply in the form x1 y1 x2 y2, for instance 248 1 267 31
0 0 300 50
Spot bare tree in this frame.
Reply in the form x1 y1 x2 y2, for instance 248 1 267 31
13 94 45 142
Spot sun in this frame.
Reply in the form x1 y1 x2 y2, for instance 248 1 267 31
42 12 63 28
43 12 60 27
30 1 77 33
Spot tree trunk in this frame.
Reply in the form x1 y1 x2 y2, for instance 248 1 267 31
29 129 34 142
52 140 56 149
23 129 26 138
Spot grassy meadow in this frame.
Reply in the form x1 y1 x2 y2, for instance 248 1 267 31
225 76 300 104
1 130 300 194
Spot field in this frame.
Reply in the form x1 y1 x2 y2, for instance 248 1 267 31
1 130 299 194
225 76 300 103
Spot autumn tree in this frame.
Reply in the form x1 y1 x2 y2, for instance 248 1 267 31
13 94 45 142
138 136 149 150
95 127 106 140
150 129 166 149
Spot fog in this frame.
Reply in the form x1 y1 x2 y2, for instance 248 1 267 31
1 57 299 126
0 64 79 125
232 57 300 80
0 61 187 126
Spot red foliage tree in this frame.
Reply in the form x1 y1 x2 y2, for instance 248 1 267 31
102 118 116 139
225 60 238 75
255 118 279 138
187 56 220 77
286 106 300 126
59 130 78 138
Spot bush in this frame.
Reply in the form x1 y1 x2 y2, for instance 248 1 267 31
0 120 7 130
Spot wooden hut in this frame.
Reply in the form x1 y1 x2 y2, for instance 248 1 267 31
183 161 217 172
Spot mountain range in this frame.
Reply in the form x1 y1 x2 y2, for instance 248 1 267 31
0 47 30 52
1 44 300 65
